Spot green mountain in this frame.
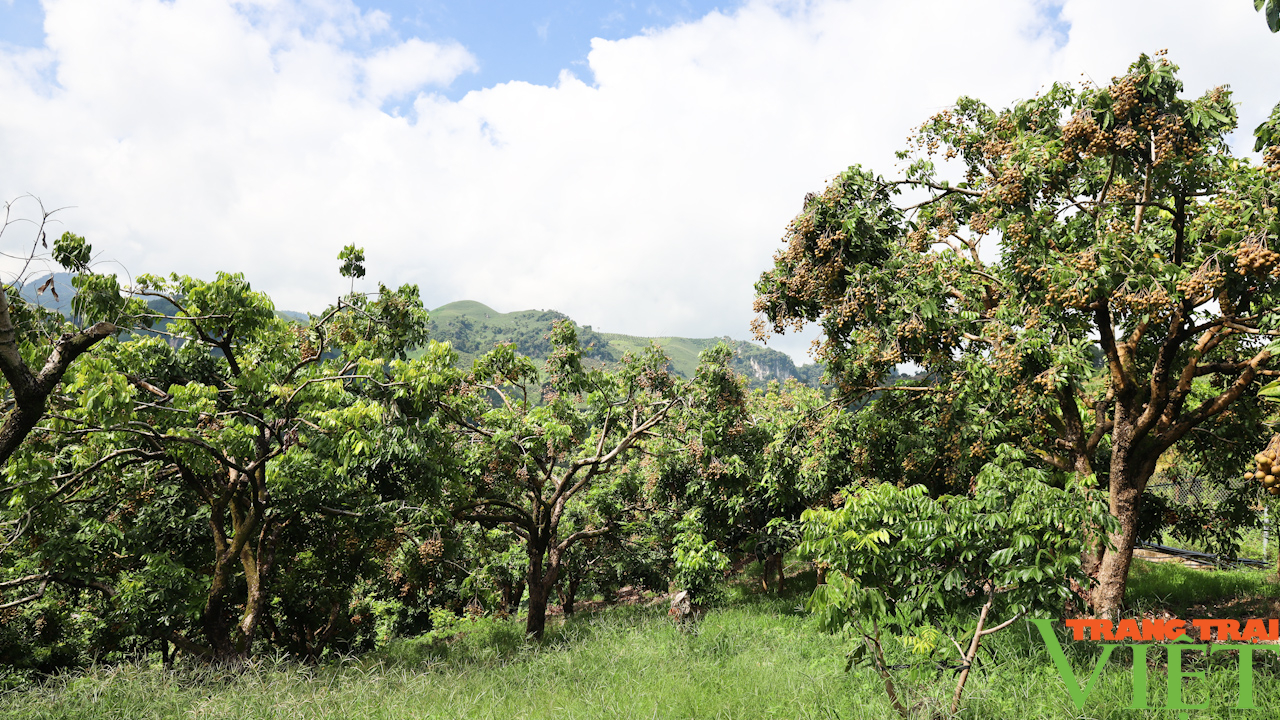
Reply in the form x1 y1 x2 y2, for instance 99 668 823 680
8 280 825 388
427 300 824 388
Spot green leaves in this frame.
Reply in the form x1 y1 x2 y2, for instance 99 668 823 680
800 446 1114 640
1257 0 1280 32
64 353 135 423
671 508 729 600
1254 102 1280 153
338 244 366 280
69 273 130 324
52 231 92 272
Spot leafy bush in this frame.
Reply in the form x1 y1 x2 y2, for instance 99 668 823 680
800 445 1116 717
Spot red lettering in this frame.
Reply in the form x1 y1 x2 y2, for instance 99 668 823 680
1114 618 1142 642
1064 619 1090 641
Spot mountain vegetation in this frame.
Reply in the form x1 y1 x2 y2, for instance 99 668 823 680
427 300 826 389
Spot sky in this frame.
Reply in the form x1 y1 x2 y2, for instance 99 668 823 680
0 0 1278 363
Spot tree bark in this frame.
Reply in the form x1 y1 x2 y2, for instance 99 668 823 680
524 540 559 638
526 579 550 638
0 284 115 465
1089 444 1157 617
511 580 526 614
558 576 580 616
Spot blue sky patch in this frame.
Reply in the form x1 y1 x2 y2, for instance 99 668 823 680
363 1 740 98
0 0 45 49
0 1 741 99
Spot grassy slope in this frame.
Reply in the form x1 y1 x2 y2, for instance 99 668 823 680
599 332 720 379
8 561 1280 719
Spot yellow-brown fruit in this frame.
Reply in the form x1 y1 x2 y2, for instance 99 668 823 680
1269 486 1280 496
1247 471 1257 481
1266 475 1278 488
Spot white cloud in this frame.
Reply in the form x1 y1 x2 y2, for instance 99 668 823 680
1 0 1278 364
362 38 476 103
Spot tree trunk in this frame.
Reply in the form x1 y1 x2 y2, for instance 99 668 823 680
1090 447 1155 617
199 486 275 660
234 516 281 656
511 580 526 614
558 576 580 616
771 553 785 594
202 529 240 659
526 579 550 638
524 541 559 638
760 553 784 593
498 580 515 613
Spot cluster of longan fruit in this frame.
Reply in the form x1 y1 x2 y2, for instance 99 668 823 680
1233 241 1280 277
1148 113 1194 166
418 537 445 562
1244 440 1280 497
1175 266 1225 301
1247 446 1280 495
899 316 927 338
1110 76 1140 120
299 337 319 362
1264 145 1280 175
994 164 1027 205
1046 282 1091 310
1113 285 1172 317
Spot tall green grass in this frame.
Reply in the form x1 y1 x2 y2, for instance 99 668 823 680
7 565 1280 719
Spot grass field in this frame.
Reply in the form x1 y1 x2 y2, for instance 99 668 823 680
5 561 1280 719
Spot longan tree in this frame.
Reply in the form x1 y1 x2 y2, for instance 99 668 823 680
649 345 855 594
444 322 680 638
754 54 1280 616
1 270 448 662
0 200 133 467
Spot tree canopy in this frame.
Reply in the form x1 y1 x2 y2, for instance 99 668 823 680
754 52 1280 615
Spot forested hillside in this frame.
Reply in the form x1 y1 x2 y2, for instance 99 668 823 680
427 300 825 388
18 280 825 388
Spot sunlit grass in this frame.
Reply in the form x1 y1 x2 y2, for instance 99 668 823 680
7 566 1280 719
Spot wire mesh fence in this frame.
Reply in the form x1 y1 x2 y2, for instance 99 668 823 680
1145 475 1251 508
1141 469 1274 566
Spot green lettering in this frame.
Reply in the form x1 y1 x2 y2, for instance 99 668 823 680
1129 644 1149 709
1166 643 1208 710
1029 619 1117 710
1209 644 1268 709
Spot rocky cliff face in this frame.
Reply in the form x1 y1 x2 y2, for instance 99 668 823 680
726 341 823 389
739 354 796 384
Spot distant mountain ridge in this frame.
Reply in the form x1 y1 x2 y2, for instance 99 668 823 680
8 278 827 388
428 300 825 388
16 272 76 315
